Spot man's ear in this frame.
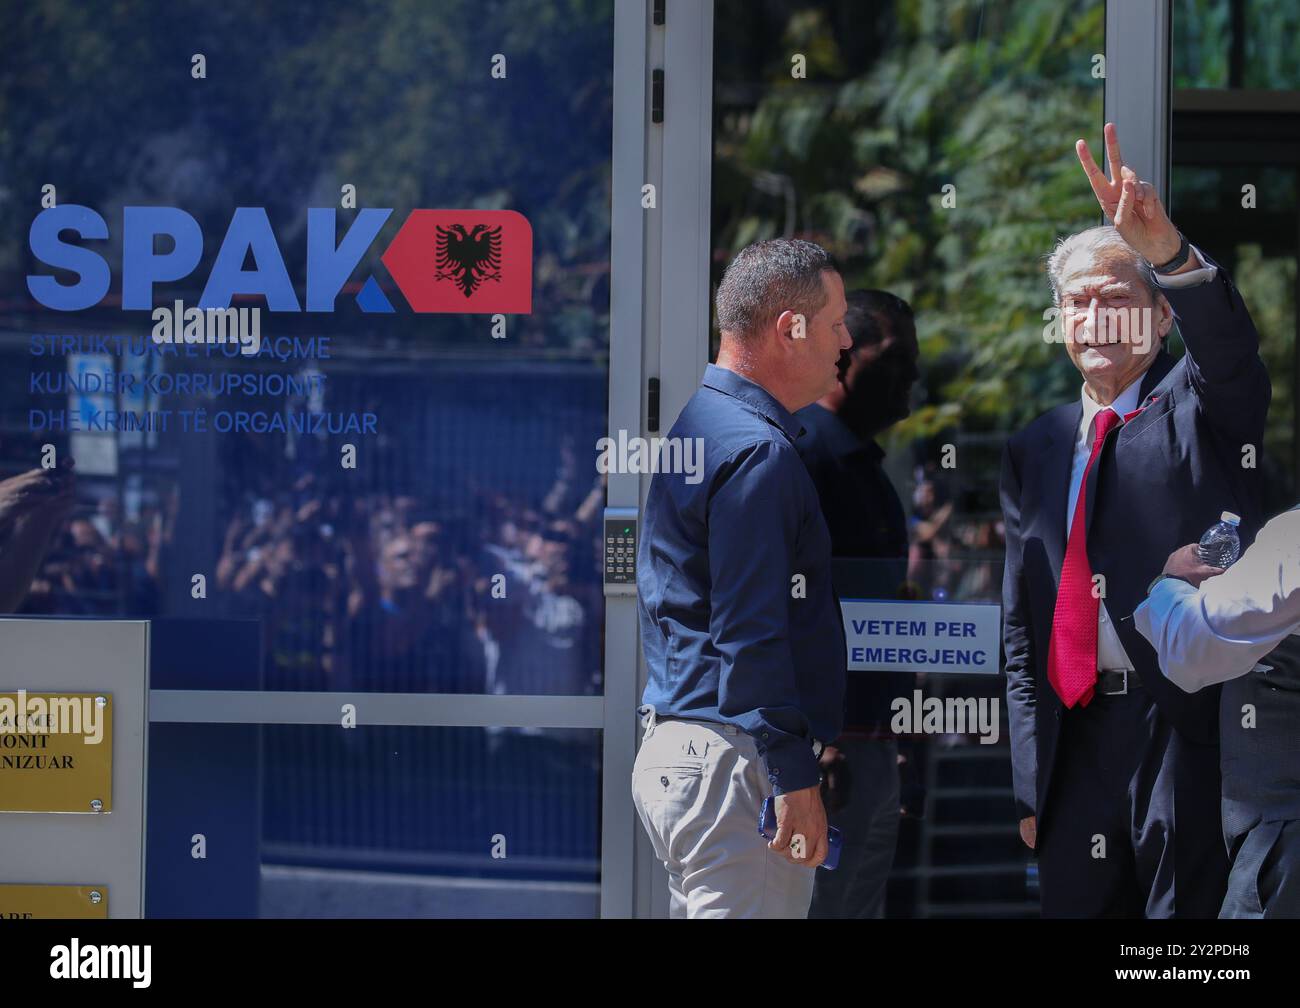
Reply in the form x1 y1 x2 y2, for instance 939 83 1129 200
1155 293 1174 340
774 308 798 343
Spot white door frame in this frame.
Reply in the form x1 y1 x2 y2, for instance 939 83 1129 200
599 0 651 919
1105 0 1172 199
630 0 717 919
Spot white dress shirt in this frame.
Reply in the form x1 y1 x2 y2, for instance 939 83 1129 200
1065 246 1218 672
1135 508 1300 692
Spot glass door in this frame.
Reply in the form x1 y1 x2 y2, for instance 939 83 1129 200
702 0 1109 917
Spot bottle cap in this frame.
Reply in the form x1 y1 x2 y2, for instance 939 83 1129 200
1221 511 1241 525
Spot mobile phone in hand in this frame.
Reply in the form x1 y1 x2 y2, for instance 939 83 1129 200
758 796 842 870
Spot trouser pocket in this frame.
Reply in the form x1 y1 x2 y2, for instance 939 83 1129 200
632 722 723 863
633 756 707 862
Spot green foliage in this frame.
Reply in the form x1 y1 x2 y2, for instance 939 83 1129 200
713 0 1106 439
1232 244 1296 497
1174 0 1300 90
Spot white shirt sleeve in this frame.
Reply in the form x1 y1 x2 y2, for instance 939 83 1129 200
1151 245 1217 288
1134 510 1300 692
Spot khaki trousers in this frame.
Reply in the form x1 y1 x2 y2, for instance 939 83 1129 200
632 710 817 918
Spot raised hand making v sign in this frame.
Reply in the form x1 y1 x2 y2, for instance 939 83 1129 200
1075 121 1196 276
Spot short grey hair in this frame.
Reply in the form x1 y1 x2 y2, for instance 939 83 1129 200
715 238 837 339
1045 225 1158 303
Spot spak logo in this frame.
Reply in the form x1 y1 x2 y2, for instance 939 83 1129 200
26 206 532 314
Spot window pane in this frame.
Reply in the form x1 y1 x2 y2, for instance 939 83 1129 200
147 723 601 918
1173 0 1300 505
0 0 614 695
1174 0 1300 91
711 0 1105 919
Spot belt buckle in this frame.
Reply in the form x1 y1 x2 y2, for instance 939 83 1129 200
1100 669 1128 696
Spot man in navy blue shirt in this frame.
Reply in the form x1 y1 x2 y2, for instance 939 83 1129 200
633 238 851 918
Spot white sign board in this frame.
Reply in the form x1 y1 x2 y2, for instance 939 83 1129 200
841 599 1001 675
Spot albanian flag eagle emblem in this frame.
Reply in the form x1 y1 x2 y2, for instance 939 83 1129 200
436 223 502 297
382 209 532 313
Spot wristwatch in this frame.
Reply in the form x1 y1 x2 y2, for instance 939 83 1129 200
1147 572 1193 595
1150 233 1192 275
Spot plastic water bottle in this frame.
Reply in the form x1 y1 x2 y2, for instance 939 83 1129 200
1197 511 1242 568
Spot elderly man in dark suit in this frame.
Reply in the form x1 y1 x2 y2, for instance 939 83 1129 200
1000 123 1271 917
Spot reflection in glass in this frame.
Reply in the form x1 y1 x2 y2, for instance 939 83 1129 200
711 0 1105 917
147 723 600 918
0 0 615 695
1173 0 1300 503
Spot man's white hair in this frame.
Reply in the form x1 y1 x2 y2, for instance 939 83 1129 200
1045 225 1158 303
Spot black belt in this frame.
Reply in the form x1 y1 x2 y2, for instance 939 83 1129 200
1097 668 1140 695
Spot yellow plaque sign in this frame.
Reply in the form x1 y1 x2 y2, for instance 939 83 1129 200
0 885 108 919
0 692 112 813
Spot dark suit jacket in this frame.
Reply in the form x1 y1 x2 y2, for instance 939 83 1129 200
795 402 911 732
1000 254 1271 824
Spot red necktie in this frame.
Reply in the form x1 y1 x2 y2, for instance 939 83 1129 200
1047 408 1121 708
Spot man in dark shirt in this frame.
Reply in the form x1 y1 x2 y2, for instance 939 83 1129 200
633 238 851 917
796 290 920 919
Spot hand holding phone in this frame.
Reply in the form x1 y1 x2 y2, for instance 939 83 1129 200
759 795 842 870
